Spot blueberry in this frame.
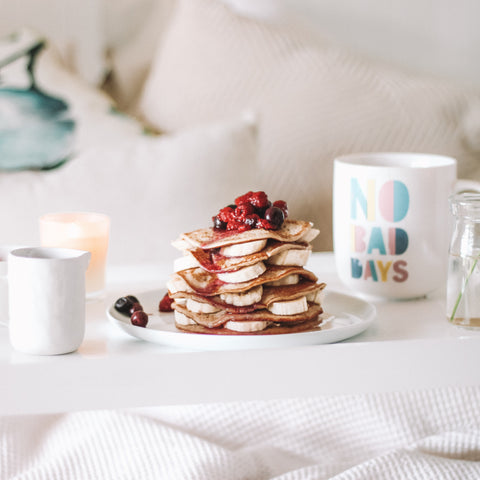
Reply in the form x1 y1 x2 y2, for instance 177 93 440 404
131 310 148 328
213 215 227 230
130 302 143 315
244 215 258 228
114 296 134 315
264 206 285 228
255 200 272 217
126 295 139 304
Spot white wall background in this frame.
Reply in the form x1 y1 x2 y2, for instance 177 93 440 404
224 0 480 88
1 0 479 88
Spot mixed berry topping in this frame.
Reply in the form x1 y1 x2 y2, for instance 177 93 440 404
212 191 288 231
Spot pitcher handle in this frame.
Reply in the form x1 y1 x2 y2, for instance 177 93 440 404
81 251 92 271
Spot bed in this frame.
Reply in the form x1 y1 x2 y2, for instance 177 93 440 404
1 0 480 478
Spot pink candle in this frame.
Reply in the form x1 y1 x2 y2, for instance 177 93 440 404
39 213 110 298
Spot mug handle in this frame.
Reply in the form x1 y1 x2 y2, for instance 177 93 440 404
456 179 480 193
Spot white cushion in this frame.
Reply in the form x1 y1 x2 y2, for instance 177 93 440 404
103 0 176 109
138 0 480 251
0 114 259 263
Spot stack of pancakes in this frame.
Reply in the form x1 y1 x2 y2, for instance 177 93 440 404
166 219 326 335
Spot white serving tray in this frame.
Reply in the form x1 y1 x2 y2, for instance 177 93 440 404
2 253 480 415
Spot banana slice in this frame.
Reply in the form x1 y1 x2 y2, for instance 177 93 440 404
174 254 200 272
174 311 196 325
301 228 320 243
220 285 263 306
307 289 325 305
217 262 266 284
220 239 267 257
268 248 310 266
224 320 268 332
267 274 300 286
167 276 192 294
268 296 308 315
186 298 221 314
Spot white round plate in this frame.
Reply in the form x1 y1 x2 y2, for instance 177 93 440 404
107 289 376 351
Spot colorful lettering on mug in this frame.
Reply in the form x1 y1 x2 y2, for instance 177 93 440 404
392 260 409 282
349 177 410 283
350 178 409 222
389 227 408 255
376 260 393 282
378 180 409 222
351 226 408 255
350 258 407 283
351 225 366 252
367 227 386 254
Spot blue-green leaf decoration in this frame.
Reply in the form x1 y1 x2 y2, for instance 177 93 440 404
0 38 76 171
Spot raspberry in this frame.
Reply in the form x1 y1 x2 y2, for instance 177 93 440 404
250 192 270 208
273 200 288 219
159 293 174 312
217 206 236 223
235 191 253 205
256 218 276 230
235 191 270 208
234 203 255 221
227 220 249 231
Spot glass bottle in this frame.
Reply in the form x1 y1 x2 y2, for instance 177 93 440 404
446 193 480 328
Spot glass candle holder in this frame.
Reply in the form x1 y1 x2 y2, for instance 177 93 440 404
446 193 480 329
39 212 110 299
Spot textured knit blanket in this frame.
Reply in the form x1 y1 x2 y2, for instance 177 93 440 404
2 387 480 479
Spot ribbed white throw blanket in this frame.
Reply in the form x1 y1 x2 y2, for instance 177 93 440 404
2 387 480 479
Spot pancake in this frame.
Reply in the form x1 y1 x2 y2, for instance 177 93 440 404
175 301 323 328
170 280 326 314
173 220 318 250
164 191 327 334
188 240 312 273
173 265 318 296
175 317 324 335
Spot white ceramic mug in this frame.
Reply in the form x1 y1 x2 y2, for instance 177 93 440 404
8 247 90 355
333 153 480 299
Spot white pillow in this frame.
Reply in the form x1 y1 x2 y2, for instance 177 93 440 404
103 0 176 110
0 115 259 263
138 0 480 252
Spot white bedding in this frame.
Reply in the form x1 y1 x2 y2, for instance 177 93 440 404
2 388 480 479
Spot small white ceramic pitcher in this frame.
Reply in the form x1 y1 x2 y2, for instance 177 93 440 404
0 245 23 325
8 247 91 355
